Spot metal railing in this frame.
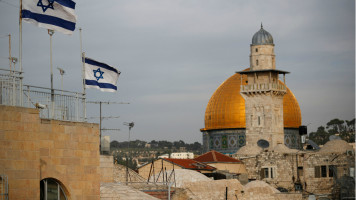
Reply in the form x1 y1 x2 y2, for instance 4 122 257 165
23 85 86 122
0 175 8 200
241 82 286 93
0 68 86 122
0 69 23 107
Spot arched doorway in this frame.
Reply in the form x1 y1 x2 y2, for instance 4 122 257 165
40 178 68 200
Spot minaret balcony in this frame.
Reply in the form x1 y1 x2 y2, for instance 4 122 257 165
240 83 286 94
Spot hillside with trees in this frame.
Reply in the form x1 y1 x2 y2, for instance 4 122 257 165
110 140 202 170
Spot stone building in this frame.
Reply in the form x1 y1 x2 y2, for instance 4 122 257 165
0 105 101 199
234 140 355 199
194 150 247 181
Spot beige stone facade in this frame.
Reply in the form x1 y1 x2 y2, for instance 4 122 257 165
250 44 276 70
100 155 114 183
234 147 355 198
0 105 101 199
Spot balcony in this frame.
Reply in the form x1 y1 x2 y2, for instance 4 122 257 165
0 68 85 122
240 82 286 94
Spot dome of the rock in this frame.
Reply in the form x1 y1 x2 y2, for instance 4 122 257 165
203 69 301 131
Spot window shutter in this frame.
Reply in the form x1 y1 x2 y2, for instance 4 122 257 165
315 166 320 178
260 168 265 179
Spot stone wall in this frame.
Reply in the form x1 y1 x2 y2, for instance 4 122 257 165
0 105 101 200
100 155 114 183
237 151 298 190
235 148 355 197
303 153 354 195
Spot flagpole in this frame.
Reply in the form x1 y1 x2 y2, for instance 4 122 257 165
19 0 23 106
79 28 86 120
48 29 55 119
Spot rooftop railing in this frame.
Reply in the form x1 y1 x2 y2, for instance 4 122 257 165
0 68 85 122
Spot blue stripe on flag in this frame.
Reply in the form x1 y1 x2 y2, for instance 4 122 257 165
85 80 117 90
55 0 76 9
22 10 75 31
84 58 119 73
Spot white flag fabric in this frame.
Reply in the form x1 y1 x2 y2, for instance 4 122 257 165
84 57 120 92
21 0 77 35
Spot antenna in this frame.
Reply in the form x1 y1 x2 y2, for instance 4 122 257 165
87 101 129 154
123 121 135 185
257 139 270 150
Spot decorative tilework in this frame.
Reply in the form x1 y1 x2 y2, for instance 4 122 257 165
238 135 246 146
228 135 238 148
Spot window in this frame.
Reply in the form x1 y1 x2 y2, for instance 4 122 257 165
315 166 321 178
40 178 67 200
255 48 258 52
315 165 335 178
256 60 259 66
329 165 335 177
321 166 327 177
260 167 275 179
258 116 260 125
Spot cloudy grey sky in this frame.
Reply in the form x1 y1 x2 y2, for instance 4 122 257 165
0 0 354 143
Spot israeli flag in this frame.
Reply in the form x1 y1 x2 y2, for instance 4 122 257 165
21 0 77 35
84 57 121 92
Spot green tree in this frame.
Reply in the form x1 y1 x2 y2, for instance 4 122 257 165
326 118 345 134
308 126 330 145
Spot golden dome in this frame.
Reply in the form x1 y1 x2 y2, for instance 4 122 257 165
204 69 301 130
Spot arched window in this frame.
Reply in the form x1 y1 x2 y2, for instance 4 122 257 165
255 48 258 52
256 60 259 66
40 178 68 200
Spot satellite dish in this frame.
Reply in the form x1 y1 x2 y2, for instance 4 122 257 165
257 139 270 149
329 135 341 141
306 140 320 150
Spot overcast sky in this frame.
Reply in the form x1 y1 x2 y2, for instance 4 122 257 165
0 0 354 143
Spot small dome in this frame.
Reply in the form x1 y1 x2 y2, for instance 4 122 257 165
318 140 353 154
235 145 263 156
252 24 274 45
272 143 298 154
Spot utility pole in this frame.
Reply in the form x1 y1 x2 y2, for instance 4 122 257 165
87 101 129 154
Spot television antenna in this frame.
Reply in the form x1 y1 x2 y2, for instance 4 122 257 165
87 101 129 153
123 121 134 184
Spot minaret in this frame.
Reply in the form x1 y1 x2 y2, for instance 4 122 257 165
238 24 289 148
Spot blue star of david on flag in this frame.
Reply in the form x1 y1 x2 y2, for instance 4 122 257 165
21 0 77 35
84 57 121 92
93 68 104 81
37 0 54 12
